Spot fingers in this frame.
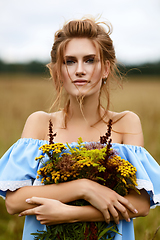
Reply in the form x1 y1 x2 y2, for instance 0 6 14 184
113 201 130 223
19 197 44 217
118 195 138 214
108 205 119 224
19 207 37 217
19 206 47 225
25 197 46 205
98 195 138 225
102 202 129 225
101 208 111 224
112 196 138 223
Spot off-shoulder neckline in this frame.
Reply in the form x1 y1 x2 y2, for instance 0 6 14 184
19 137 144 149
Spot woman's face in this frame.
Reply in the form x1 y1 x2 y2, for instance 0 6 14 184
61 38 108 98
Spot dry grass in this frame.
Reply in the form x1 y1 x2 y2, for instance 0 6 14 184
0 73 160 240
110 76 160 162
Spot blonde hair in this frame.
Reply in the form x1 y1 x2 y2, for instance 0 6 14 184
47 17 121 125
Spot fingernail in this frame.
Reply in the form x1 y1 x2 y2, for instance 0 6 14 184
127 218 130 222
26 198 31 203
134 209 138 214
18 214 22 217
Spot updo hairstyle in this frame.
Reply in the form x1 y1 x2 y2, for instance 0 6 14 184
47 17 120 119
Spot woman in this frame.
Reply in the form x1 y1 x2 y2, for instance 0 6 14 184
0 17 160 240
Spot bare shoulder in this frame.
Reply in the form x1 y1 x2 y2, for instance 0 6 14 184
21 110 64 140
111 110 141 132
21 111 52 140
119 111 142 130
110 110 144 146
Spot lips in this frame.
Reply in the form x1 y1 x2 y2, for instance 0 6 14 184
73 80 90 86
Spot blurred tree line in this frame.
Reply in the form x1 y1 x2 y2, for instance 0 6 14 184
0 59 160 76
119 61 160 76
0 60 50 76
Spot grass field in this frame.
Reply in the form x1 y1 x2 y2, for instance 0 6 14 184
0 73 160 239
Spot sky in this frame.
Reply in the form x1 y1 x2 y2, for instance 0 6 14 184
0 0 160 65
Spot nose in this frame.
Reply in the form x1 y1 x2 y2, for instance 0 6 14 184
75 61 86 77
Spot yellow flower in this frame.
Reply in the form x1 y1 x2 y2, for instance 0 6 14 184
35 155 44 161
41 178 44 183
122 178 127 184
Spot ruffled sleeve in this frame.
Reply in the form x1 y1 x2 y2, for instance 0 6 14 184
0 138 47 199
112 143 160 208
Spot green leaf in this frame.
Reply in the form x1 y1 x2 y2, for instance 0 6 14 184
98 224 119 240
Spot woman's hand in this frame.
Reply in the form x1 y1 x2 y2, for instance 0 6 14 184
18 183 147 226
82 179 138 224
19 197 73 225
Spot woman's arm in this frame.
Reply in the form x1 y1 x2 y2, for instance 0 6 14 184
19 189 150 225
5 179 137 223
5 179 85 214
5 180 83 214
6 177 150 225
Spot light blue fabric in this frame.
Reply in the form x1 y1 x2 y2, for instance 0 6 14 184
0 138 160 240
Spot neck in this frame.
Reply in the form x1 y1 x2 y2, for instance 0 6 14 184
66 92 105 126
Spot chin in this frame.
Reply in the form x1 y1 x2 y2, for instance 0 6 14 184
66 87 99 99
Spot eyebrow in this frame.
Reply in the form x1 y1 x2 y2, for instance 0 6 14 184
64 54 97 59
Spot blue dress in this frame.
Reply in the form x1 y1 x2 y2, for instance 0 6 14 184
0 138 160 240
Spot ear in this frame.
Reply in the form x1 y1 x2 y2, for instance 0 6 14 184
102 60 110 79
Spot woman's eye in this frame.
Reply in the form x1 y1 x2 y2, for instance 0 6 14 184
64 60 75 65
85 58 95 64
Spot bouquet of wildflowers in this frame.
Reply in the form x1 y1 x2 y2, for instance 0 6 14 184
32 119 139 240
